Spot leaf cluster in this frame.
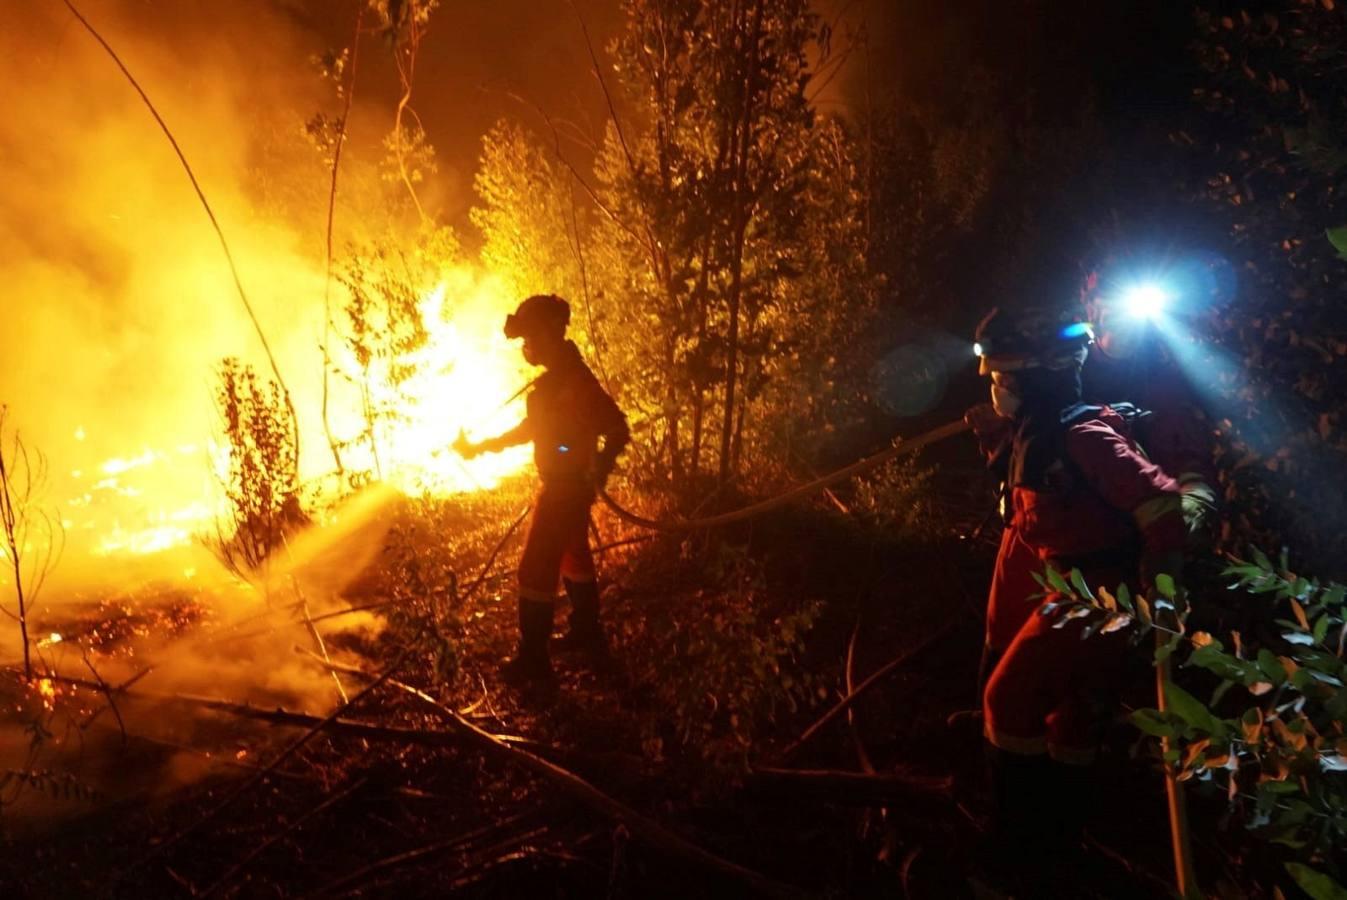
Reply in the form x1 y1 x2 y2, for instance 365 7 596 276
471 0 881 497
0 768 101 807
1178 2 1347 571
624 541 824 776
1043 548 1347 891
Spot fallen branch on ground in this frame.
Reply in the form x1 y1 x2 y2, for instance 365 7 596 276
201 776 369 898
315 657 807 898
113 638 420 884
844 618 876 776
778 619 963 761
36 665 649 781
305 810 548 898
79 663 154 731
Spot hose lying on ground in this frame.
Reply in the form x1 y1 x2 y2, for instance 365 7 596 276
599 419 972 532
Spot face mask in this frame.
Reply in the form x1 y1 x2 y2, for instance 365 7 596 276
991 383 1021 418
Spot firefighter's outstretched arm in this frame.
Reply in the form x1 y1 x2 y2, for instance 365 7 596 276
455 420 533 458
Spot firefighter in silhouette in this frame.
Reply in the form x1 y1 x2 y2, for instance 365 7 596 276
970 305 1185 853
455 294 630 684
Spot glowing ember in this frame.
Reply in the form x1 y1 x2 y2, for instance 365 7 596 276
35 678 57 711
96 524 194 557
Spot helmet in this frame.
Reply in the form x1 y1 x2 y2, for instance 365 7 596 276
504 294 570 340
974 306 1092 375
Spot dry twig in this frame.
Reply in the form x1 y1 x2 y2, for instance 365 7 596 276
306 810 547 898
201 776 369 898
778 619 962 761
323 660 806 898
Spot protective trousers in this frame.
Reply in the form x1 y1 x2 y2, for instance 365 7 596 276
982 579 1130 765
985 526 1044 654
518 481 597 604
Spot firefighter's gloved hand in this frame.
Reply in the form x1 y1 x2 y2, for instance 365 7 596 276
1179 479 1218 550
964 402 1007 439
453 429 479 459
965 402 1011 460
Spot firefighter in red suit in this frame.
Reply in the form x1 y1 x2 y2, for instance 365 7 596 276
960 271 1217 715
971 306 1186 847
456 294 630 683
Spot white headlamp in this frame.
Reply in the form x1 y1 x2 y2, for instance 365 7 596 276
1121 283 1169 321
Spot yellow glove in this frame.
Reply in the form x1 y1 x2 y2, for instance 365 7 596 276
1179 479 1218 550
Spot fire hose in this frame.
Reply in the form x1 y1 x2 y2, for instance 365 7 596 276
597 419 971 532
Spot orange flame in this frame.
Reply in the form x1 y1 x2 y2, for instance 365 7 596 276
325 267 532 495
61 266 533 559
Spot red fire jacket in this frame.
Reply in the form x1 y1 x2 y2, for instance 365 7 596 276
1011 407 1185 569
1083 351 1214 489
980 406 1186 650
492 340 629 485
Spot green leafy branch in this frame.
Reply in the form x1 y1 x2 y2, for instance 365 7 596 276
1036 550 1347 888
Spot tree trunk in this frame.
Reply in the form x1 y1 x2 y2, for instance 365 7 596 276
717 0 765 488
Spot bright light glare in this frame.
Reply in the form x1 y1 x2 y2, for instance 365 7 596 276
1123 283 1169 321
973 342 984 357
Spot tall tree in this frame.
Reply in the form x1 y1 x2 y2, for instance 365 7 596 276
588 0 873 493
467 0 876 497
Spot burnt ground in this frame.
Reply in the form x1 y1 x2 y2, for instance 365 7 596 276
0 456 1259 899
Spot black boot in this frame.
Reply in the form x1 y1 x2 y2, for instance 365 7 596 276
557 578 607 656
987 744 1056 846
978 745 1092 896
502 597 554 685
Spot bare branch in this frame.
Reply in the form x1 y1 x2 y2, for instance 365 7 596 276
80 652 127 745
322 7 365 476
